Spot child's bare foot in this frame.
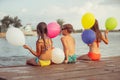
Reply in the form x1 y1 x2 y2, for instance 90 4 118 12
64 60 68 64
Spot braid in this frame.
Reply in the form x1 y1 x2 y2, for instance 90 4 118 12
41 30 47 50
36 22 48 51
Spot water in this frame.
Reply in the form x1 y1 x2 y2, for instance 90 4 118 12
0 32 120 67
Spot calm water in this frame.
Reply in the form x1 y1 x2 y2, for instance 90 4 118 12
0 32 120 66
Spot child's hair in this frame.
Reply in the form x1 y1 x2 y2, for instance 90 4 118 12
37 22 48 49
91 19 102 42
62 24 74 33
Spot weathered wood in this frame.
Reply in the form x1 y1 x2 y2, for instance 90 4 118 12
0 56 120 80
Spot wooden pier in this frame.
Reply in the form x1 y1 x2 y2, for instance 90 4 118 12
0 56 120 80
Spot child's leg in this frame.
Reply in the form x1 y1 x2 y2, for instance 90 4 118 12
77 54 91 61
26 58 38 66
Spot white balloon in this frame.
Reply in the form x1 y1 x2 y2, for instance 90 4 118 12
52 48 65 64
6 27 25 46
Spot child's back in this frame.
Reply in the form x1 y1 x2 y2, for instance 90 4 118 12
89 41 100 54
61 35 75 56
38 38 52 60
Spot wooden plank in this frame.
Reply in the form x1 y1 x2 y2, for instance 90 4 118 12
65 72 120 80
4 66 119 80
0 56 120 80
0 66 119 80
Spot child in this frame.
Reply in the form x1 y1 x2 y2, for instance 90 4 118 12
23 22 53 66
77 19 109 61
61 24 76 63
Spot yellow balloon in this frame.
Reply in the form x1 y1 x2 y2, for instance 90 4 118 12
81 13 95 29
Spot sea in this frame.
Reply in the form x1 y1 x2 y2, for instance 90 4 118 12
0 32 120 67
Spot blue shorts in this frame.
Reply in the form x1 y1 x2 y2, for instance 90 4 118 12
35 57 39 64
68 54 77 63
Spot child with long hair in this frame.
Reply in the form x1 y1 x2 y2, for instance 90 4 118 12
77 19 109 61
23 22 53 66
61 24 76 63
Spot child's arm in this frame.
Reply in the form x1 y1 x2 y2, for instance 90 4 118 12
23 41 41 57
61 37 69 63
23 45 37 56
50 39 54 49
102 30 109 44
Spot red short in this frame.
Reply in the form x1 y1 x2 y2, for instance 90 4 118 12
88 52 101 61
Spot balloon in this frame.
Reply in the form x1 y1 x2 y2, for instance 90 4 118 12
47 22 60 38
52 48 65 64
6 26 25 46
105 17 117 30
82 30 96 44
81 12 95 29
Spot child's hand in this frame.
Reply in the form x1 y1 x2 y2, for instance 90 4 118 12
52 47 54 49
104 30 109 35
87 44 92 46
23 45 30 49
64 60 68 64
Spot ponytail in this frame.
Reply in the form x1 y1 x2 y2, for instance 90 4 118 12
41 30 47 50
36 22 48 51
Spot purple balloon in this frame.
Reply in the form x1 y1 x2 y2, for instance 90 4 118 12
82 29 96 44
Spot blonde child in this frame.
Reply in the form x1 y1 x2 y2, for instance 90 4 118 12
61 24 76 63
23 22 53 66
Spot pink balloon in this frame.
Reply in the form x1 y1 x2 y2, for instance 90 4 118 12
47 22 60 38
